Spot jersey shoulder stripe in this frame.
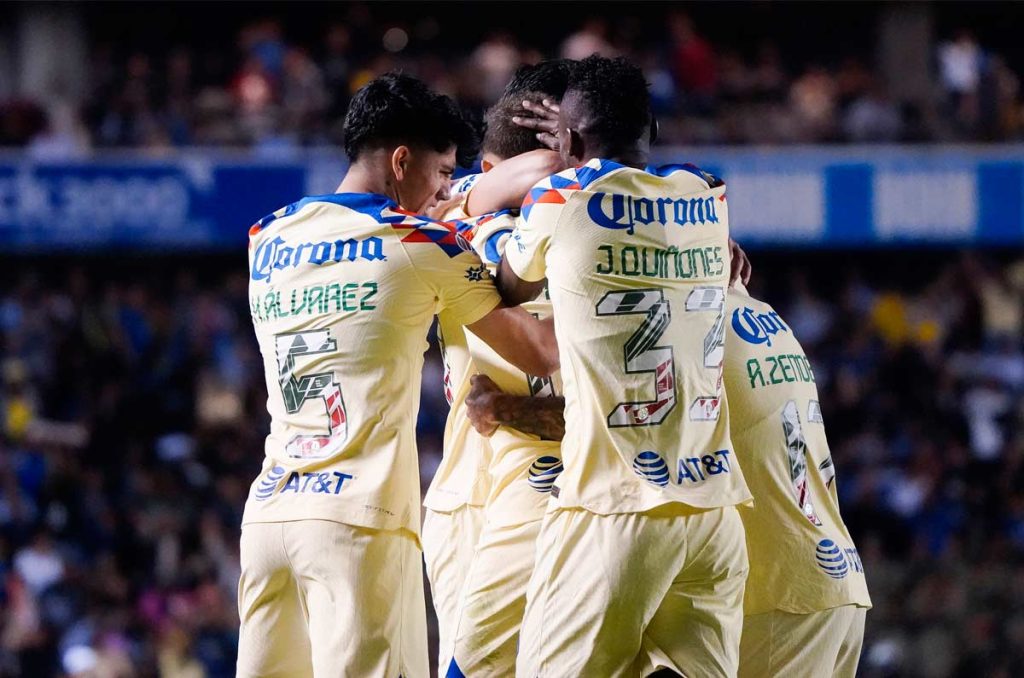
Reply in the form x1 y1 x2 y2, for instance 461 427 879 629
645 163 723 188
249 193 396 236
385 206 477 258
573 158 629 189
521 169 582 220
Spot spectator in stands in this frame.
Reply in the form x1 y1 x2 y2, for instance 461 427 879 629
667 11 717 116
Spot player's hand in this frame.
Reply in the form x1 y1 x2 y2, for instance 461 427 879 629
466 374 504 436
512 99 561 152
729 238 752 286
426 194 466 221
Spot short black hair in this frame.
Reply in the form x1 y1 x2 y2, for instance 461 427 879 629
503 59 573 100
483 90 549 159
343 72 480 167
567 55 651 149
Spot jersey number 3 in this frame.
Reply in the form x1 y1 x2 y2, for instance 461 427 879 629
275 330 348 458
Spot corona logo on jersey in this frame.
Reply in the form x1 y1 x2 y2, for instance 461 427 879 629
731 306 791 347
527 456 564 493
586 192 720 234
251 235 387 283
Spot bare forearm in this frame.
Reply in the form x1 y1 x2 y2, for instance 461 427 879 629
492 394 565 441
465 149 563 216
496 258 546 307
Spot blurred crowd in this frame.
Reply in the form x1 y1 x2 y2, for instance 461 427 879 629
0 250 1021 677
1 7 1023 157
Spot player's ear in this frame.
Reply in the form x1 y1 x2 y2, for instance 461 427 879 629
391 145 411 181
567 128 585 164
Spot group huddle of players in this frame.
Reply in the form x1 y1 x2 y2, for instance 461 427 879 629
237 55 871 678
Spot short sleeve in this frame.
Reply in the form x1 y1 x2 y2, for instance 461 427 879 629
442 173 482 221
409 233 501 327
468 211 518 266
503 179 568 282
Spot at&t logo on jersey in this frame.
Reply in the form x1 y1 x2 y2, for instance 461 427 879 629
252 465 354 501
632 451 670 487
815 538 865 579
731 307 791 346
254 465 287 501
251 235 386 283
527 456 564 493
633 450 734 488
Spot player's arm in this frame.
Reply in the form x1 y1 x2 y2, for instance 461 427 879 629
414 220 558 376
465 375 565 441
464 149 565 217
729 238 752 286
494 185 563 306
466 309 559 377
496 258 546 307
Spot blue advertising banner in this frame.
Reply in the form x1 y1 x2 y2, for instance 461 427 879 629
0 146 1021 250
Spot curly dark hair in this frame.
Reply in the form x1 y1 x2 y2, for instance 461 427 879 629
567 55 651 149
502 59 574 99
483 90 551 159
342 72 481 167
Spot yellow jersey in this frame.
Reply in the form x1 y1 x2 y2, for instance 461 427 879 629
724 287 871 615
426 207 563 526
504 160 751 514
423 175 492 514
243 192 501 537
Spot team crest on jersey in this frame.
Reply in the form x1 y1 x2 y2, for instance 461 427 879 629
464 264 488 282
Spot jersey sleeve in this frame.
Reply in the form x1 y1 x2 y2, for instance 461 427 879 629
504 176 571 282
443 173 482 221
406 220 502 327
468 211 519 266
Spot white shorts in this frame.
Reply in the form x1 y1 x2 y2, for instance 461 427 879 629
739 605 867 678
448 519 542 677
517 504 748 678
422 505 485 674
237 520 428 678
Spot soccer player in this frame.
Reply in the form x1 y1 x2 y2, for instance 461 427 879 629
435 97 576 678
496 55 752 677
724 284 871 678
237 72 557 678
422 61 570 676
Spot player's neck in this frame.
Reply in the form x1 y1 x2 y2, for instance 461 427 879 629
335 161 398 203
584 143 647 170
